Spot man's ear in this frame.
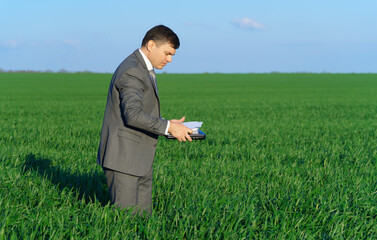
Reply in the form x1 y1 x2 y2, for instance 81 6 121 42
146 40 156 52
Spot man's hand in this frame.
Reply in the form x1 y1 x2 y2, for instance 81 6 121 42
170 116 186 123
168 116 193 142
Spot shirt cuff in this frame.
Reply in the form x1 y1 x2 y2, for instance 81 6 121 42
164 120 170 135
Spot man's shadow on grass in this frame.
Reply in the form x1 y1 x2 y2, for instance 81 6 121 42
23 153 110 206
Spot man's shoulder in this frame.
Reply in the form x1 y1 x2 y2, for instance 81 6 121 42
111 50 148 85
119 50 139 67
118 50 146 73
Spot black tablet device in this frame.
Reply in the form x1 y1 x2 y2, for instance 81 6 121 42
165 129 206 140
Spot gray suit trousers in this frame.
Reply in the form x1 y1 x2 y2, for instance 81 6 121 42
103 167 153 216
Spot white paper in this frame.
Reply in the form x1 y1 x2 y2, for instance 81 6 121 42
183 121 203 129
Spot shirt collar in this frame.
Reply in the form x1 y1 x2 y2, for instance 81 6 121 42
139 48 153 71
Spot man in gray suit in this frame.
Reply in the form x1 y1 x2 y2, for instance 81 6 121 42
97 25 192 216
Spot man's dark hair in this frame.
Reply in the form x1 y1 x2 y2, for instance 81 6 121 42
141 25 180 49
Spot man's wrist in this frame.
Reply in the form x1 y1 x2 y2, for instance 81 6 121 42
164 120 170 135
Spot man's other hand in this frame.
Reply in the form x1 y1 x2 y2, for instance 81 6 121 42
168 116 193 142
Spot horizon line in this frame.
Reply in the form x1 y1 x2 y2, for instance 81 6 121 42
1 69 376 74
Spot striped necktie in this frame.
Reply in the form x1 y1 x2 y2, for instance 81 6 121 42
149 70 158 96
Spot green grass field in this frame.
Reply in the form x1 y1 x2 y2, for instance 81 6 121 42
1 72 377 239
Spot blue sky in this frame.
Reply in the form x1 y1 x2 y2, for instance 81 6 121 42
1 0 376 73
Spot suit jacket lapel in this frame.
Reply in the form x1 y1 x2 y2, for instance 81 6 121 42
134 50 160 100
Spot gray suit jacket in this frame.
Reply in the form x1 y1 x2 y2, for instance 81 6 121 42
97 49 168 176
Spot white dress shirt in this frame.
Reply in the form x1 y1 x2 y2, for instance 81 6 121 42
139 49 170 135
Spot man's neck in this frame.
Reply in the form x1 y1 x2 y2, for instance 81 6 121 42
140 46 149 57
139 47 153 71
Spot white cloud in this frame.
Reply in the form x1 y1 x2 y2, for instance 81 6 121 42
64 38 81 46
231 17 265 30
1 39 22 48
63 38 84 53
0 38 84 53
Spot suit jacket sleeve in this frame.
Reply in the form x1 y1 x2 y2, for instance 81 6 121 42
115 67 168 136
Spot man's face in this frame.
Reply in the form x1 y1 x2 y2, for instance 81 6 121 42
147 41 176 69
